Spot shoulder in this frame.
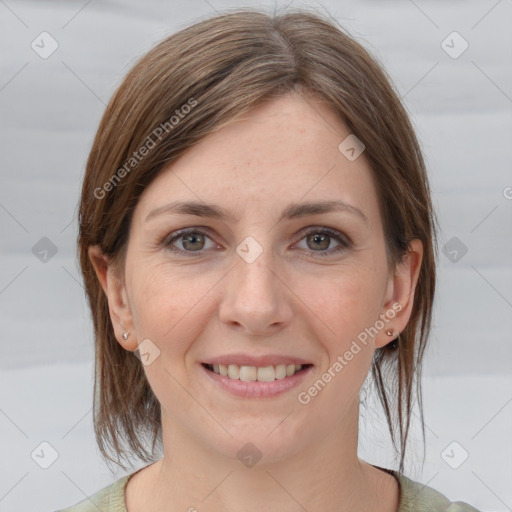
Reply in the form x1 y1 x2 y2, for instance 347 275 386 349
54 475 131 512
394 472 481 512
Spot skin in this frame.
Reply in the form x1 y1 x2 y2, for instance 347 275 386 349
90 91 423 512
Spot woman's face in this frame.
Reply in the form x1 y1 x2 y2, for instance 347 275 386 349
99 92 420 465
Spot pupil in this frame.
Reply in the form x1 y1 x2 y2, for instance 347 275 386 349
184 233 203 250
310 233 329 250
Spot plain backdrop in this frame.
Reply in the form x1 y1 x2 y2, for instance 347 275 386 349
0 0 511 511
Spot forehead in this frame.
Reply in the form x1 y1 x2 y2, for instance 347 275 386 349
135 93 381 226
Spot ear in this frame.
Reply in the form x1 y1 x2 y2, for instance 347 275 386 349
375 239 423 349
88 245 138 351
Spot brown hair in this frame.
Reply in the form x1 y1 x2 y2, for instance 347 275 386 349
78 7 437 474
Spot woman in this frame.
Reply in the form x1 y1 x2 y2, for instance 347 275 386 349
58 8 480 512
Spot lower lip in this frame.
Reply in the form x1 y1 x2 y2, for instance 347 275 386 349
200 364 313 399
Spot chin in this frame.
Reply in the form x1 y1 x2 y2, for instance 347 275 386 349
206 422 307 468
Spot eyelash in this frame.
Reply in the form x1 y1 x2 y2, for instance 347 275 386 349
162 226 352 258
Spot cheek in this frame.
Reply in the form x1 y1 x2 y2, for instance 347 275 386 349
310 277 380 383
310 266 387 383
319 266 386 331
128 262 216 354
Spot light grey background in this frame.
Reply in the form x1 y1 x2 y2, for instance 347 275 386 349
0 0 511 510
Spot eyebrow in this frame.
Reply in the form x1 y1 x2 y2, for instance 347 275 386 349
145 199 368 224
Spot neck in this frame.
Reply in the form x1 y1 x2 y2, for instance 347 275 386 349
126 400 398 512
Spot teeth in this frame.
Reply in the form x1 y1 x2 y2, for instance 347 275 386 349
239 366 257 381
228 364 240 379
257 366 275 382
275 364 287 379
209 363 304 381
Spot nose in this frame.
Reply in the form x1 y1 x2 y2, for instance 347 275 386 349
218 242 293 336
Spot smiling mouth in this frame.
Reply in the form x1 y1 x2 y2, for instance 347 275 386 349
202 363 313 382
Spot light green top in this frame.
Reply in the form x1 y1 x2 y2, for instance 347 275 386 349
56 466 480 512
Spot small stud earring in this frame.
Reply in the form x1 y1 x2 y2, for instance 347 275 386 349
122 332 129 340
385 329 393 337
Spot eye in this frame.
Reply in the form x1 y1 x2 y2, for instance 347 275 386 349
294 227 352 257
164 228 218 254
162 226 352 257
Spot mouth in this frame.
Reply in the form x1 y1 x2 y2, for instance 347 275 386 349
202 362 313 382
200 353 314 398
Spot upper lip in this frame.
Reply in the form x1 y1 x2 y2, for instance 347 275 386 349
202 354 313 367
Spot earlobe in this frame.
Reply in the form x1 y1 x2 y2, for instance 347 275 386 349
375 239 423 348
87 245 138 351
